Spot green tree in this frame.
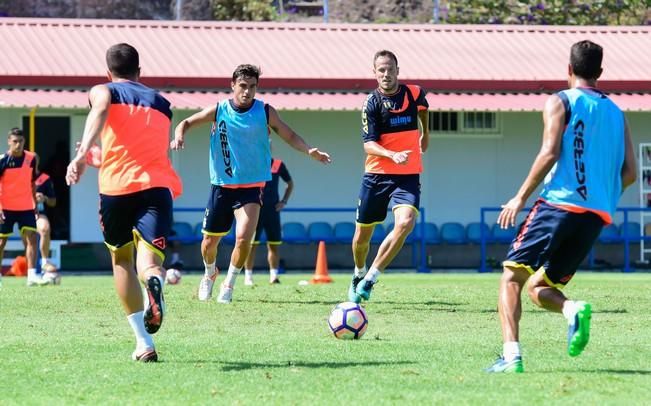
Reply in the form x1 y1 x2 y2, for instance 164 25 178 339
444 0 650 25
213 0 278 21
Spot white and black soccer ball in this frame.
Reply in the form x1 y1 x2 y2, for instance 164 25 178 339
328 302 368 339
165 268 182 285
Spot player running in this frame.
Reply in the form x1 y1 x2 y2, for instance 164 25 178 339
348 50 429 303
171 64 330 304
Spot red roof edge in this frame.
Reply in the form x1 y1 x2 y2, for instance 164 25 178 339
1 76 648 93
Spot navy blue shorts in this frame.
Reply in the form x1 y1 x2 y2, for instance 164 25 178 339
0 209 37 236
99 187 173 255
356 173 420 225
202 185 263 235
254 204 282 244
504 199 604 287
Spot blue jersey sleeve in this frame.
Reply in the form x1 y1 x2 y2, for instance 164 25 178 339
361 94 380 143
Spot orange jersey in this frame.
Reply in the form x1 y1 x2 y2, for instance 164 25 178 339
361 84 428 174
98 81 182 198
0 150 36 210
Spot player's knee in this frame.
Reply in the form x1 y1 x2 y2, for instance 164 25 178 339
202 234 220 247
393 218 415 236
39 223 51 235
501 266 529 285
352 233 370 247
24 232 37 245
234 236 253 247
526 283 545 307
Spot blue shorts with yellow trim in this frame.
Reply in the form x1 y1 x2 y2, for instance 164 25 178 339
356 173 420 225
203 185 262 235
99 187 173 253
0 209 37 236
254 203 281 244
504 199 603 287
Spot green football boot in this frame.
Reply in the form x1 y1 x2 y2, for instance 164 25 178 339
568 301 592 357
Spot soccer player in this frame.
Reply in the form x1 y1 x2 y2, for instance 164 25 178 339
244 156 294 285
171 64 330 303
486 40 637 373
66 43 183 363
348 50 429 303
35 169 57 270
0 128 42 286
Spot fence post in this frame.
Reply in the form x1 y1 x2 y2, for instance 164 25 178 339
623 209 632 272
417 207 429 273
479 207 489 273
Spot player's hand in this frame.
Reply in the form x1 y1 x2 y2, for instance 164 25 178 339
0 210 5 224
66 156 87 186
275 201 286 212
308 148 331 164
497 196 525 229
391 150 412 165
35 192 46 203
170 134 185 150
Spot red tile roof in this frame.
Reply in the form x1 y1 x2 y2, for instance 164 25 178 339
1 88 649 112
0 18 649 92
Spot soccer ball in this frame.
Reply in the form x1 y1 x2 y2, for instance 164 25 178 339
165 268 182 285
41 263 61 285
328 302 368 340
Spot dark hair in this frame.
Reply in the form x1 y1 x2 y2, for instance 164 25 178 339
106 43 140 78
232 64 261 83
8 127 23 137
570 40 603 80
373 50 398 67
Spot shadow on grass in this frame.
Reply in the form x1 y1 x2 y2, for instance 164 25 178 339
476 308 628 314
219 360 417 371
253 299 463 307
539 368 651 375
594 369 651 375
168 360 417 370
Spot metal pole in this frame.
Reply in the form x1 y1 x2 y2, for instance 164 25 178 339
479 208 487 272
624 209 632 272
176 0 183 20
433 0 440 23
418 208 428 272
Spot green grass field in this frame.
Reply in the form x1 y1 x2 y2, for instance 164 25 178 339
2 272 651 405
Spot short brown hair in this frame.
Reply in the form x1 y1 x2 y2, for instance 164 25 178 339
8 127 23 137
106 43 140 78
373 50 398 67
231 64 261 83
570 40 603 80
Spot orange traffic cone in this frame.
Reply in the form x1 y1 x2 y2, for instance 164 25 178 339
310 241 333 284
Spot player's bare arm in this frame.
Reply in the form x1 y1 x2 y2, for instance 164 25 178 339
418 108 429 153
621 119 637 189
276 179 294 212
363 141 411 165
268 105 331 164
171 105 218 150
66 84 111 186
497 94 565 229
